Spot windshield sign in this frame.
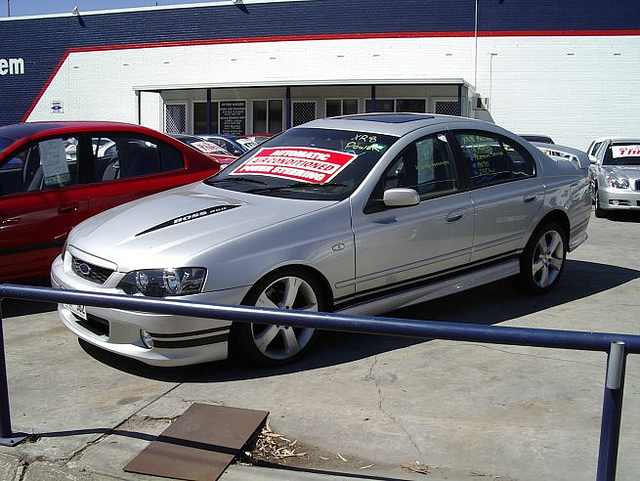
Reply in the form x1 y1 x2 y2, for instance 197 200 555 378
229 147 357 184
612 145 640 159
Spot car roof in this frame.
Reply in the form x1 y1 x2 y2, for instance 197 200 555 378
0 121 157 141
199 134 236 140
300 113 486 137
607 138 640 144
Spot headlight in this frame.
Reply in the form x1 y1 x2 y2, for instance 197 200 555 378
605 173 629 189
118 268 206 297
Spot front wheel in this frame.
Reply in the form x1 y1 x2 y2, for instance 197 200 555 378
517 223 567 295
594 186 607 218
230 269 325 366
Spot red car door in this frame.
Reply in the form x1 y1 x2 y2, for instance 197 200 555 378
0 135 89 282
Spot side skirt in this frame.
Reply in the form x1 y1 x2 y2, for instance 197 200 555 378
337 259 521 316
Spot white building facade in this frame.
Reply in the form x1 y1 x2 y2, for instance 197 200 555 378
1 0 638 150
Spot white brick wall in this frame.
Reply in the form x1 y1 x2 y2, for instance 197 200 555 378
28 34 640 150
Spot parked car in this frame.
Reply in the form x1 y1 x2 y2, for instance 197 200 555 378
237 133 275 145
520 134 555 144
0 121 222 283
170 134 237 167
197 134 257 156
531 143 590 171
52 113 591 367
586 137 611 160
588 138 640 217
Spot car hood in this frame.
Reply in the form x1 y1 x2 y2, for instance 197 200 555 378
603 165 640 177
69 182 333 270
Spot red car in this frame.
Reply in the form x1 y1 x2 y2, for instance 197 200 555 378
0 121 222 283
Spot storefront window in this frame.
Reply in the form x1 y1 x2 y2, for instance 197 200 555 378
268 100 283 133
193 102 219 135
326 99 359 117
365 99 394 112
253 100 283 134
396 99 426 113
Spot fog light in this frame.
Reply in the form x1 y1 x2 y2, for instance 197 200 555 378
140 330 154 349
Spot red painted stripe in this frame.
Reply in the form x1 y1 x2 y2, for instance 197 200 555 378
480 29 640 37
22 51 71 122
22 29 640 122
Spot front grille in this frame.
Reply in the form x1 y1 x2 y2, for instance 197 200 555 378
635 180 640 191
72 257 114 284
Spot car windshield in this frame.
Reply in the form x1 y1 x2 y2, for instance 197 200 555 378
603 143 640 166
0 136 14 154
205 127 398 200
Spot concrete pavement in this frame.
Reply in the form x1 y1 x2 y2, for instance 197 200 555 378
0 210 639 480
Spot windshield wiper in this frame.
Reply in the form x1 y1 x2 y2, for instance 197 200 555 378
205 177 268 186
248 182 348 194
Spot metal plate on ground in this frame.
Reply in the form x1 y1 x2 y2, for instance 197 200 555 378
124 403 269 481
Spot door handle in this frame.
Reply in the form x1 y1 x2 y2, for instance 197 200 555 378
1 217 20 227
59 203 80 214
446 212 464 223
524 195 537 203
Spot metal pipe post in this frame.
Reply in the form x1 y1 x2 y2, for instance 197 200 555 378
0 300 28 446
596 341 626 481
0 300 11 438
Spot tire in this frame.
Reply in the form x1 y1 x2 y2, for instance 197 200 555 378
230 268 325 366
594 186 607 218
517 223 567 295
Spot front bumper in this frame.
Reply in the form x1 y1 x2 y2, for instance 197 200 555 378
598 187 640 212
51 253 249 367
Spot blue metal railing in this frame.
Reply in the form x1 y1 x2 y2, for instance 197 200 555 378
1 283 639 480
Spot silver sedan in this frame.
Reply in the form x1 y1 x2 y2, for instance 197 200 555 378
589 138 640 217
51 114 591 367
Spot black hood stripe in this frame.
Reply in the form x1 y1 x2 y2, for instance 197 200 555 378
136 205 241 237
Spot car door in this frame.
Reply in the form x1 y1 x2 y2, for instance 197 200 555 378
0 135 88 282
352 132 474 294
86 132 186 216
451 131 544 263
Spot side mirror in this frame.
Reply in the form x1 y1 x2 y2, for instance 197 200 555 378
383 188 420 208
589 154 598 165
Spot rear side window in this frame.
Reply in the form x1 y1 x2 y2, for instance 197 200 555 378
455 132 535 187
91 134 184 182
159 142 183 171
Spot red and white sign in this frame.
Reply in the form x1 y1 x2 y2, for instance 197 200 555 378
192 141 223 154
229 147 357 184
612 145 640 158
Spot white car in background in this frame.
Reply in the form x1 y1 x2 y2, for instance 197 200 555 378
589 138 640 217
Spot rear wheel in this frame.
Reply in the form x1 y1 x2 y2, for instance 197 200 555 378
230 268 325 366
517 223 567 294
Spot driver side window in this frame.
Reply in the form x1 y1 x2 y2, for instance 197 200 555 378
383 133 458 200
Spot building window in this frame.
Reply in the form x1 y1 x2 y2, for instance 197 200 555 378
193 102 219 135
365 99 394 112
396 99 426 113
253 100 283 134
165 104 187 134
434 100 460 116
292 101 317 127
326 99 359 117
